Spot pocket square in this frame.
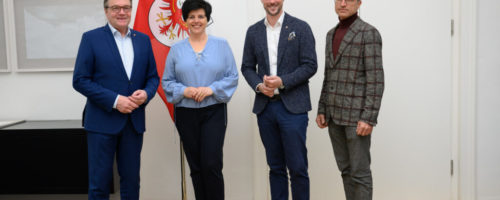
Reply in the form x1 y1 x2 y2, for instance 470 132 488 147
288 31 296 41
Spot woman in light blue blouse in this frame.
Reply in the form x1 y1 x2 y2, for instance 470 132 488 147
161 0 238 199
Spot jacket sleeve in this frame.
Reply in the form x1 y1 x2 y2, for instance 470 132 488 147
280 22 318 90
241 27 263 92
142 38 160 106
318 62 329 115
360 28 384 126
72 33 118 112
318 31 333 115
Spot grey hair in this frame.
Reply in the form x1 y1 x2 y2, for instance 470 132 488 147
104 0 132 8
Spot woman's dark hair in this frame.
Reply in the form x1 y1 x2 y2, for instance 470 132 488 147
181 0 212 22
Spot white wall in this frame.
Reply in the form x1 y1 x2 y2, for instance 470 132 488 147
0 72 84 120
0 0 91 121
5 0 500 199
476 0 500 199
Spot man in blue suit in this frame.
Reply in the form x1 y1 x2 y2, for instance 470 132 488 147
72 0 159 199
241 0 317 199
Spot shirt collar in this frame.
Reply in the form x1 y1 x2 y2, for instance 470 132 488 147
264 11 285 29
108 24 131 37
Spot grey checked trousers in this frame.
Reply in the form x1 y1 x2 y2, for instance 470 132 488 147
328 122 373 200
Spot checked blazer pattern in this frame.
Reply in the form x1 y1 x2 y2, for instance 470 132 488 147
318 17 384 126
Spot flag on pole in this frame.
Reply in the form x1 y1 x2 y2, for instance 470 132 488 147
133 0 189 120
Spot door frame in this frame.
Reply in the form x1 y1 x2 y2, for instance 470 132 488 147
452 0 478 199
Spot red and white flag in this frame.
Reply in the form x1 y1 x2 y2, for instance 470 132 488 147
133 0 189 120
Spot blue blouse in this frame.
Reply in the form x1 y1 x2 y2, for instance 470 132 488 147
162 36 238 108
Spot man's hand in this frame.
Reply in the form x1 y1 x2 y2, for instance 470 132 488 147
184 87 198 99
356 121 373 136
194 87 213 102
129 90 148 106
116 95 139 114
263 75 283 89
316 114 328 129
258 83 275 97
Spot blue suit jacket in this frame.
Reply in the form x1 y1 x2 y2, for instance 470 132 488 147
241 13 317 114
73 25 159 134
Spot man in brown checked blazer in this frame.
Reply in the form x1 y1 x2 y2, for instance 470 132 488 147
316 0 384 199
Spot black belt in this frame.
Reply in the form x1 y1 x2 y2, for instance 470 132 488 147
269 94 281 102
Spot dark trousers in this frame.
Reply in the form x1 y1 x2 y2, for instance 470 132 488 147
87 118 144 200
328 122 372 200
175 103 227 200
257 100 310 200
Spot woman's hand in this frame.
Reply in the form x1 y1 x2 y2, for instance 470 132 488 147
184 87 198 99
194 87 213 102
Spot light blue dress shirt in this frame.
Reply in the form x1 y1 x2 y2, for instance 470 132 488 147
109 24 134 109
109 24 134 79
162 36 238 108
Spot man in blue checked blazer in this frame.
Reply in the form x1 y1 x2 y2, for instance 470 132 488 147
72 0 159 199
241 0 317 199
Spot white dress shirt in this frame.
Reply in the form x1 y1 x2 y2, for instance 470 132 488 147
264 12 285 94
109 24 134 108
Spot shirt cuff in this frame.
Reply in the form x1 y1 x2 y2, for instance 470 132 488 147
279 83 285 90
113 95 119 109
255 83 262 93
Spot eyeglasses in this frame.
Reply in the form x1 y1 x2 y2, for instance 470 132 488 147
106 5 132 13
335 0 358 4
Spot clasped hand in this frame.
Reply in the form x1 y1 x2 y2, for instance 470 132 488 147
116 90 148 114
184 87 214 102
259 75 283 97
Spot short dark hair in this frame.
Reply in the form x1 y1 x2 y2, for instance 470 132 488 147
104 0 132 8
181 0 212 22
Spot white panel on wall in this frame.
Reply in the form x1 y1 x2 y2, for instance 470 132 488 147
13 0 104 71
477 0 500 199
0 0 7 71
362 0 453 199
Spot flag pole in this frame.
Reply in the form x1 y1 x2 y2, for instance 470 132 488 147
180 142 187 200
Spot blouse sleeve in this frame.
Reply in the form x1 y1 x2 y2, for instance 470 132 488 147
209 40 239 103
162 47 187 104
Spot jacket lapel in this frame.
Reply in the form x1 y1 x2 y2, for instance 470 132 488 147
258 20 270 75
334 18 360 65
326 27 336 68
104 24 129 80
277 13 289 70
130 30 139 81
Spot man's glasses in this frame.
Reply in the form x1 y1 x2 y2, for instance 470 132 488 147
106 5 132 13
